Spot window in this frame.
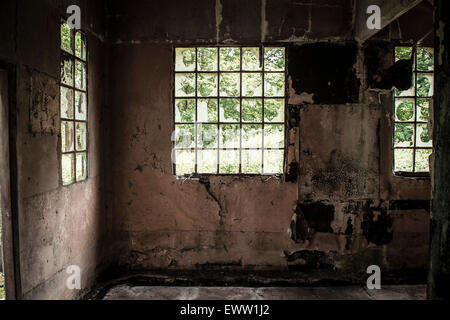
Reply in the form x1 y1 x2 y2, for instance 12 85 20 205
60 20 88 185
393 46 433 174
173 46 286 176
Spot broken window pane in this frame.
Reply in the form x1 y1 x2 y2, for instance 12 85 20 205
394 124 414 147
242 125 262 148
175 124 195 148
394 74 415 97
175 99 195 123
219 124 240 148
197 150 217 173
264 47 285 71
265 73 285 97
61 121 74 152
75 61 87 90
264 150 284 174
219 48 240 71
61 22 73 54
417 73 434 97
175 149 195 175
415 149 432 172
197 99 218 123
417 98 430 122
76 152 87 181
198 73 218 97
264 99 284 122
61 87 74 119
219 98 240 122
75 91 87 120
76 122 87 151
175 48 196 72
416 124 432 147
197 48 218 71
242 73 262 97
219 150 240 174
62 153 75 185
61 55 74 86
75 32 87 61
197 124 218 148
264 125 284 148
395 98 414 122
242 99 262 122
417 48 434 71
242 47 261 71
242 150 262 174
220 73 240 97
394 149 413 172
175 73 195 97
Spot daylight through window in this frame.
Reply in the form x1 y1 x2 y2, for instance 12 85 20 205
393 46 433 174
60 20 88 185
173 47 286 175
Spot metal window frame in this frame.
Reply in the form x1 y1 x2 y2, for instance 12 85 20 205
393 46 433 177
60 19 89 186
172 45 287 177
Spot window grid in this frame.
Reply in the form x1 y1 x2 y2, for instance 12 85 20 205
173 46 286 176
393 46 433 175
60 20 88 185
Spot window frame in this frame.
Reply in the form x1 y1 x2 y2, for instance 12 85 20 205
59 19 89 186
172 45 288 177
392 45 433 178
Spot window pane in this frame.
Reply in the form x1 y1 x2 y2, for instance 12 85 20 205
242 124 262 148
417 48 434 71
394 74 415 97
76 122 87 151
175 99 195 123
242 47 261 71
242 150 262 174
62 153 75 185
198 73 218 97
264 99 284 122
417 73 434 97
264 149 284 174
264 47 285 71
197 99 218 123
242 99 262 122
75 91 87 120
416 124 432 147
395 47 412 62
76 152 87 181
61 121 74 152
197 124 218 148
417 98 430 122
197 150 217 173
61 55 74 86
394 149 413 172
61 22 73 54
219 98 240 122
175 48 196 71
219 150 240 174
394 123 414 147
219 124 240 148
175 149 195 175
265 73 285 97
219 73 240 97
415 149 432 172
75 61 87 90
175 124 194 148
395 98 414 122
242 73 262 97
175 73 195 97
197 48 218 71
61 87 74 119
219 48 240 71
75 32 87 60
264 125 284 148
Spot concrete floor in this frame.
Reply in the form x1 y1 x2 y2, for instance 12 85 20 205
102 284 426 300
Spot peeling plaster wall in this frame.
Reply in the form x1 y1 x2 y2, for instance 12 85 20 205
106 0 431 281
0 0 112 299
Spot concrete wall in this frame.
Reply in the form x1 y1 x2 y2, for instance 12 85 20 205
106 0 432 280
0 0 113 299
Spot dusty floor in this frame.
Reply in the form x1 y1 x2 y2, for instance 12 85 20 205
102 285 426 300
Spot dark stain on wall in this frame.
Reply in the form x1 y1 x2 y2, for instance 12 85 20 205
361 204 394 246
285 161 299 183
284 250 335 271
291 201 334 242
288 43 360 104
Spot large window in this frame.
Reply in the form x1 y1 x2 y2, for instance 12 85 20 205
60 20 88 185
173 46 286 176
393 46 433 174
